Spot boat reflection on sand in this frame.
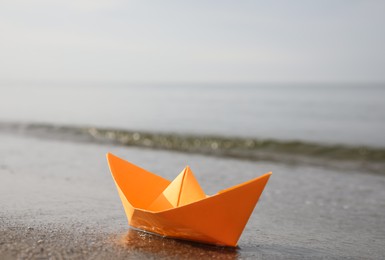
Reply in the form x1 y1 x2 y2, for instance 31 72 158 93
121 228 239 259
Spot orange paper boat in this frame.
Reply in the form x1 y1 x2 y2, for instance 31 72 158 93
107 153 271 247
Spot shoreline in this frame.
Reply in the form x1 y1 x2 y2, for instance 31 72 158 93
1 121 384 175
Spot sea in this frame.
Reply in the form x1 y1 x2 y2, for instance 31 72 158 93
0 82 384 149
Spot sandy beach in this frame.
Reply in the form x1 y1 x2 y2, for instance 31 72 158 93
1 132 384 259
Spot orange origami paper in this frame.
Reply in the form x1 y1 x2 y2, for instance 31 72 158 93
107 153 271 247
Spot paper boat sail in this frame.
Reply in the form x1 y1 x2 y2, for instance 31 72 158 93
107 153 272 247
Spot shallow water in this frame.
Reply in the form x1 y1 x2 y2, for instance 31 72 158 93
1 82 384 147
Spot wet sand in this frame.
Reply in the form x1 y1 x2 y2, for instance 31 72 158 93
1 133 385 259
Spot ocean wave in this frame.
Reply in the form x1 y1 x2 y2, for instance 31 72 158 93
1 121 384 173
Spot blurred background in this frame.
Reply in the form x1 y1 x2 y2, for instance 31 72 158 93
1 1 385 148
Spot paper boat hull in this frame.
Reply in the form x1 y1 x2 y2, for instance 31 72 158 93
107 153 271 247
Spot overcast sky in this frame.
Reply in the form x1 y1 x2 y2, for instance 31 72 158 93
1 0 384 83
